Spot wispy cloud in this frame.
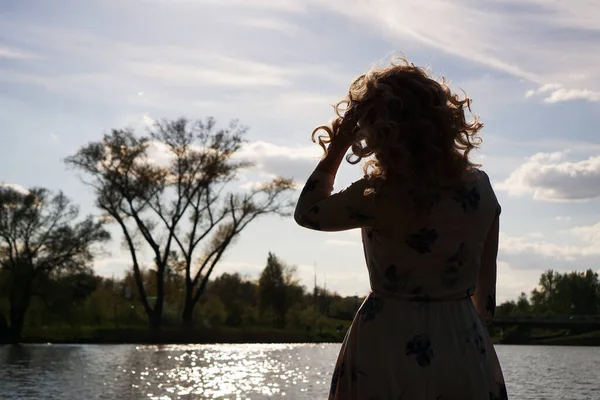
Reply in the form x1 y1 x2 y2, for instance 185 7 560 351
310 0 600 100
238 17 303 36
526 83 600 103
556 216 572 222
0 46 38 59
126 56 296 88
199 0 306 12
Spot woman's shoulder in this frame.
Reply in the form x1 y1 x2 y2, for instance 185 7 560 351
462 167 490 183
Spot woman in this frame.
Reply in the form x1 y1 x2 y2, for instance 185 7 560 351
294 58 507 399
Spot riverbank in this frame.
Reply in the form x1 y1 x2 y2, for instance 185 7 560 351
497 330 600 346
6 326 345 345
4 326 600 346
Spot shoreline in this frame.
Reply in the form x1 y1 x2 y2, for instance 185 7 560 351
4 327 600 346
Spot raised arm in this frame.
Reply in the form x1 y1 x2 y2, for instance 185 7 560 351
294 171 376 232
294 121 377 232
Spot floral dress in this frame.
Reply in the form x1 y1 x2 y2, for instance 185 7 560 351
295 168 507 400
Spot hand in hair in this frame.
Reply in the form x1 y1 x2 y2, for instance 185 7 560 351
313 115 358 157
329 117 358 151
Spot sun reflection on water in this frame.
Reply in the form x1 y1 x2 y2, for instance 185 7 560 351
124 343 336 399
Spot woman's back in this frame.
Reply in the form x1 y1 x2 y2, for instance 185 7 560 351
364 168 500 302
295 168 506 399
294 57 507 399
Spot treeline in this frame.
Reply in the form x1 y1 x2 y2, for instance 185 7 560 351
0 252 360 342
0 117 295 343
496 269 600 317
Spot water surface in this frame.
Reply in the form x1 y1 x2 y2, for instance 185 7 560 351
1 343 599 399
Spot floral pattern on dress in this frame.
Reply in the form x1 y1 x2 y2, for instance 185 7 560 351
405 334 434 367
465 322 487 360
405 228 438 254
454 185 481 213
294 170 506 399
442 243 469 287
346 205 375 223
383 265 410 292
359 296 384 323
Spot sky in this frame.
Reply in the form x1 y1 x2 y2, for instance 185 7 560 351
1 0 600 302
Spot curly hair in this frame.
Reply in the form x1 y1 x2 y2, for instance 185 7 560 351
312 57 483 206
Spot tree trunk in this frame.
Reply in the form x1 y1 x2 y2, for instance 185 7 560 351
181 282 194 330
150 265 166 331
0 312 8 344
182 302 194 330
8 276 33 344
148 311 162 331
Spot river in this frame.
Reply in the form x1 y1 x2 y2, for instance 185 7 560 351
1 343 599 399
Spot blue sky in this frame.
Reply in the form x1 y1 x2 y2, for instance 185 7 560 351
2 0 600 302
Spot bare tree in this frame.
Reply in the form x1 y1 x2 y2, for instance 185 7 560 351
66 117 294 329
0 186 109 343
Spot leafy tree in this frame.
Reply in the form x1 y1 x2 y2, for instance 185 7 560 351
209 273 257 327
495 300 517 317
527 269 600 315
0 186 109 343
515 292 531 315
258 253 296 328
196 294 228 327
329 295 361 320
31 270 101 327
66 117 294 329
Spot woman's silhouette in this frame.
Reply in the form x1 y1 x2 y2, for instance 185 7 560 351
295 58 507 399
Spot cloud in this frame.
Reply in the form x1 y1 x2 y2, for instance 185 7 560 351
526 83 600 103
496 261 540 302
0 22 346 112
130 137 321 184
0 183 29 195
93 257 157 277
497 152 600 201
556 216 571 222
126 56 296 88
499 232 600 261
238 17 303 36
571 221 600 245
235 141 322 180
0 46 37 59
309 0 600 100
498 217 600 277
142 114 155 127
326 239 360 247
200 0 305 12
